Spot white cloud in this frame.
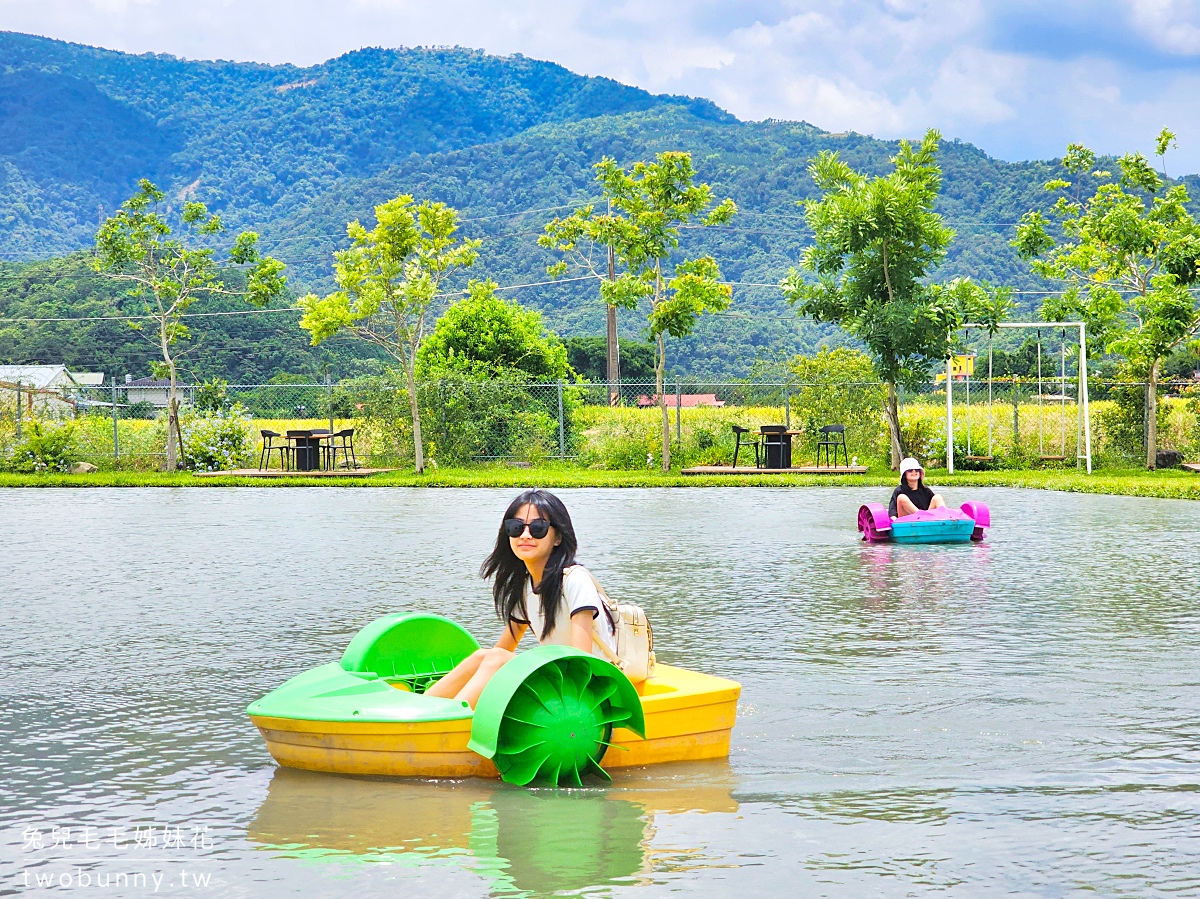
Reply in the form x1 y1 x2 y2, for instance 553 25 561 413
1129 0 1200 54
2 0 1200 167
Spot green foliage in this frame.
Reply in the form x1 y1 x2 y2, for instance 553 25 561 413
563 336 657 382
194 378 230 412
1015 132 1200 466
4 419 77 472
782 130 1012 464
787 348 886 461
541 151 736 469
181 406 255 472
298 194 480 472
415 282 571 381
93 179 285 468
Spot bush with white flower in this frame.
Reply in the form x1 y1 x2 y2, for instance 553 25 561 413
3 420 78 473
182 406 254 472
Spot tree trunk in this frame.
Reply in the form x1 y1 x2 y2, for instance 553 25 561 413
405 356 425 473
1146 360 1159 470
885 380 904 470
607 242 620 407
606 302 620 407
656 331 670 472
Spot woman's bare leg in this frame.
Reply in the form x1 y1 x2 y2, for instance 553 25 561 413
895 494 919 516
930 494 946 509
425 649 486 699
455 647 515 708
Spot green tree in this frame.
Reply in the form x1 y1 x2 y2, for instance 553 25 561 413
93 179 285 470
1013 130 1200 468
541 151 736 470
415 281 572 380
298 195 480 473
782 131 1010 468
563 336 657 382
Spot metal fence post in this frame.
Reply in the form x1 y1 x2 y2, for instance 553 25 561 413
675 381 682 444
1143 381 1150 456
112 377 120 461
1012 380 1020 454
556 380 566 459
15 379 21 442
783 383 791 429
327 371 334 435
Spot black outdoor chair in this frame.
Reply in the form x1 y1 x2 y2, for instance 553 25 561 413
327 428 358 470
731 425 761 469
259 430 289 470
816 424 849 467
309 429 332 469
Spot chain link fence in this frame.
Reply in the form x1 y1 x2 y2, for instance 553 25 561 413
1 374 1198 471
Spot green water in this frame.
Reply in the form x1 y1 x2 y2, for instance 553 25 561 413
2 487 1198 896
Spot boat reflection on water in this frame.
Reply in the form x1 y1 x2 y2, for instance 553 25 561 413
248 763 739 895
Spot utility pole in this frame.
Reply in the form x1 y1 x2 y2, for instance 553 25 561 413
606 200 620 407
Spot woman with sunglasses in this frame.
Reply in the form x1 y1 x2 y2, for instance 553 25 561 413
426 489 617 708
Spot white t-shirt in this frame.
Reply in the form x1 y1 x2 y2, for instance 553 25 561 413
512 565 617 656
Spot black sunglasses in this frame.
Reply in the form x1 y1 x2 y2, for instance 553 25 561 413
504 517 552 539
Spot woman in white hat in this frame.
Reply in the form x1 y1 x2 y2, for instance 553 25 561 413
888 457 946 518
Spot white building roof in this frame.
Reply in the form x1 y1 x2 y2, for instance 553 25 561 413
0 365 79 390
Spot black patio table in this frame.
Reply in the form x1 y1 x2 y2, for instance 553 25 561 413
285 431 332 472
757 426 800 469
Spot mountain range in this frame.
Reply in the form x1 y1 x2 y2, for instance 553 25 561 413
2 30 1181 381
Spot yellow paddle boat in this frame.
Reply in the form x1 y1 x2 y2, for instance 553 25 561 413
248 613 740 785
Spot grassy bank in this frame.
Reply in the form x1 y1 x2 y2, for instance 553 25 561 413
2 465 1198 499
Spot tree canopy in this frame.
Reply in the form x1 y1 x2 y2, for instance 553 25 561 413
783 130 1010 467
1014 130 1200 468
415 282 572 381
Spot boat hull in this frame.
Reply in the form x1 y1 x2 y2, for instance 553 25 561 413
250 663 740 778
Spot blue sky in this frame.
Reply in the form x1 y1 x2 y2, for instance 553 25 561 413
4 0 1200 170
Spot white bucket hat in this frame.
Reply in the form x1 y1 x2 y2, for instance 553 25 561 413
899 457 923 475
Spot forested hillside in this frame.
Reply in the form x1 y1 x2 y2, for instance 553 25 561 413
3 31 1188 379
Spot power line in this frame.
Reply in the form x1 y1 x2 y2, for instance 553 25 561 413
0 275 601 324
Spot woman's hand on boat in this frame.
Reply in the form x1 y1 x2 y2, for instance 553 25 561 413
497 622 526 652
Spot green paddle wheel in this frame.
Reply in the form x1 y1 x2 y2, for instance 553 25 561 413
468 646 645 786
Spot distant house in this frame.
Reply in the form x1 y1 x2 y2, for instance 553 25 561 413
124 376 176 408
636 393 726 409
0 365 88 416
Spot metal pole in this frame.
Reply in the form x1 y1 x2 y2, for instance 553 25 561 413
1080 323 1092 474
15 379 21 442
112 376 120 460
965 357 972 457
1013 379 1020 456
946 356 954 474
1037 331 1044 458
606 200 620 408
987 343 994 458
784 383 791 430
327 371 334 435
556 380 565 459
675 381 681 444
1060 329 1067 457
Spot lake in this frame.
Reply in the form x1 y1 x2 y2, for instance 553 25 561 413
2 486 1198 897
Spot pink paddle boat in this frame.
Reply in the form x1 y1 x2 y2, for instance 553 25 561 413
858 501 990 544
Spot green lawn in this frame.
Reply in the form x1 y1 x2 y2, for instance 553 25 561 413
2 465 1198 499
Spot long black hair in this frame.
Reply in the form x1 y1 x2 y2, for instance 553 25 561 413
481 489 578 640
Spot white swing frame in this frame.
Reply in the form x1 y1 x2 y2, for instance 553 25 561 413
949 322 1092 475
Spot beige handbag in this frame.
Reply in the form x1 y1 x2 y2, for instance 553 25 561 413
566 566 656 682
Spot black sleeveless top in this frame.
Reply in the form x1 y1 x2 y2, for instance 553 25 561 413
888 478 935 517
